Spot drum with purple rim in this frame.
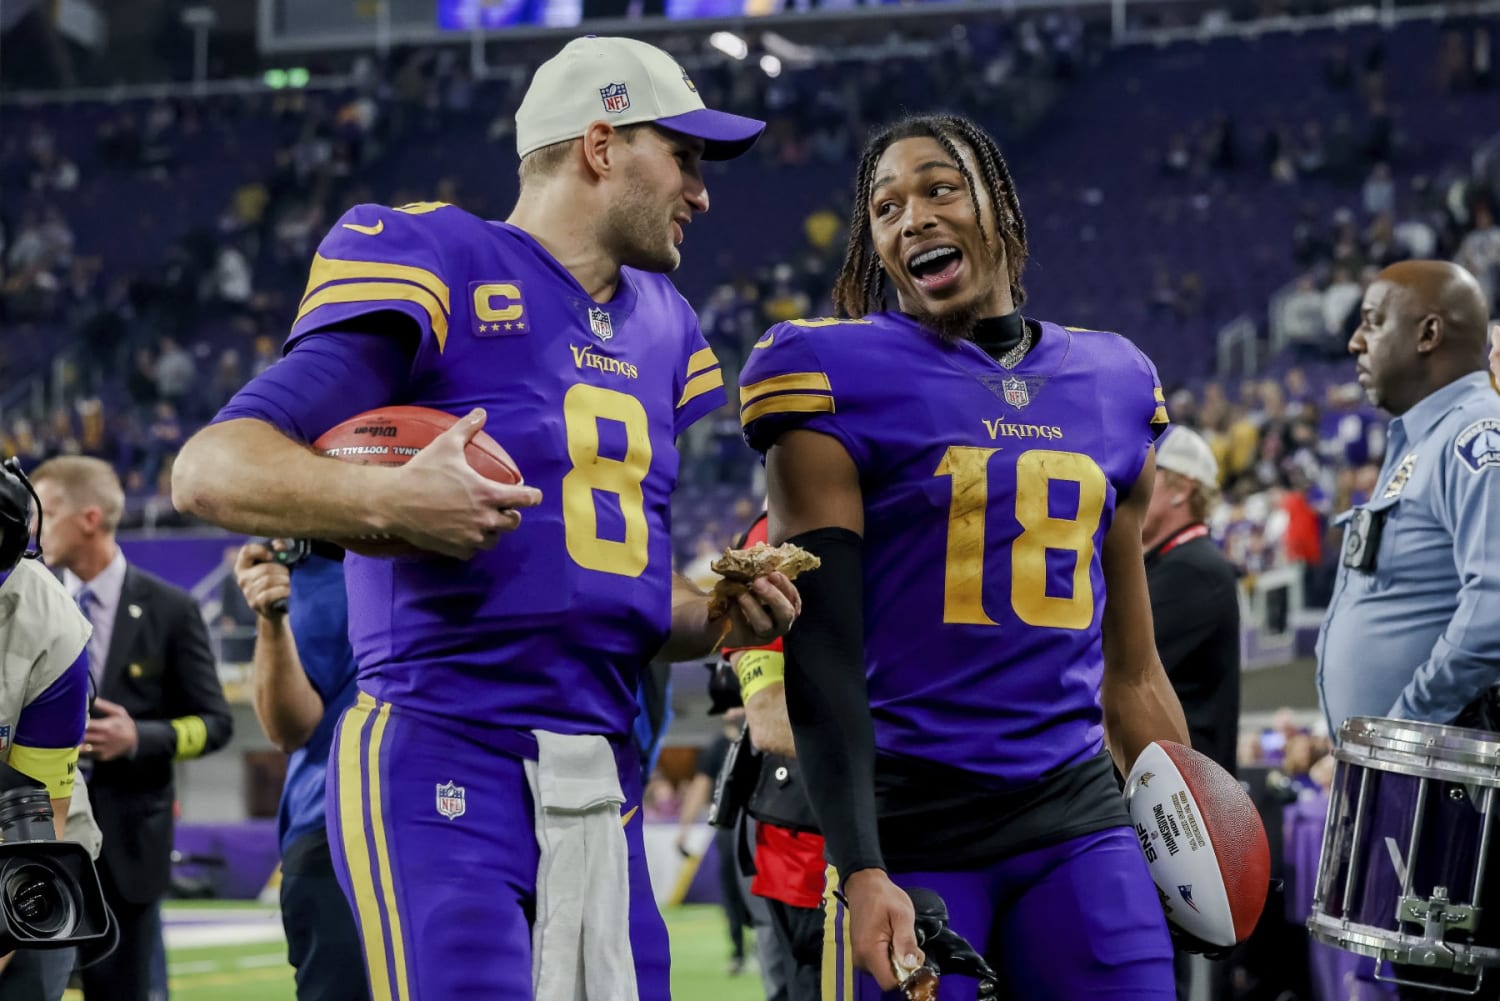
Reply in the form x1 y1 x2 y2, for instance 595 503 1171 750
1310 717 1500 994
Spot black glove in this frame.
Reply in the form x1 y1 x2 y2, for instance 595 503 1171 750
1166 922 1235 961
1165 877 1280 960
905 887 1000 997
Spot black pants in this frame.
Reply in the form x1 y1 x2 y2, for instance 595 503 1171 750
764 898 822 1001
281 830 370 1001
716 826 752 959
1174 949 1233 1001
0 947 75 1001
80 859 154 1001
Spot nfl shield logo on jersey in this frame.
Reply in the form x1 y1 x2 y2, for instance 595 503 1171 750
588 307 614 341
599 82 630 114
435 781 466 820
1002 376 1030 409
0 725 10 754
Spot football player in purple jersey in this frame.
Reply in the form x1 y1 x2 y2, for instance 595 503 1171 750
739 113 1191 1000
173 36 797 1001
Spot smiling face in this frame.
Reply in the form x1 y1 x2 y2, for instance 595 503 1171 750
600 126 708 274
867 136 1014 338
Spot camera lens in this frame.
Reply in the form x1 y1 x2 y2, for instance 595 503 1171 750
2 860 75 938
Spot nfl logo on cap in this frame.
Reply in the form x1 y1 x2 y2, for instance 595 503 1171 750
599 82 630 114
1002 376 1029 409
435 781 466 820
589 307 614 341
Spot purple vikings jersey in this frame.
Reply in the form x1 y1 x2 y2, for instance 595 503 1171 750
284 202 724 736
740 313 1167 783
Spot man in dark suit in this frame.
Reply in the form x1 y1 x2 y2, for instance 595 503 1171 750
31 456 233 1001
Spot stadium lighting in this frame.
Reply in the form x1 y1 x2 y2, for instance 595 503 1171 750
263 69 289 89
761 31 815 66
709 31 748 61
759 54 782 78
288 67 310 87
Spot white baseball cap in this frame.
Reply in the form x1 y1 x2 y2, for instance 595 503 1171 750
1155 426 1220 488
515 36 766 162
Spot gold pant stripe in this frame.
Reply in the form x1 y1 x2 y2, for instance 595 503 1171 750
821 865 854 1000
364 700 411 998
337 695 394 1001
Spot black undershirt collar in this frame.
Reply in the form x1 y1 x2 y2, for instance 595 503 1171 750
972 310 1027 361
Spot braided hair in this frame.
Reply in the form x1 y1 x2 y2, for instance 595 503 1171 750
831 114 1029 319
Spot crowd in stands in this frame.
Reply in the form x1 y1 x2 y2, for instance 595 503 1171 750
1 19 1496 598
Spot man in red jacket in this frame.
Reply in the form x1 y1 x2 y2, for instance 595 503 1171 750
723 510 835 1001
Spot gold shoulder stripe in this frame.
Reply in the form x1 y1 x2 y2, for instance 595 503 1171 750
1152 405 1170 425
787 317 872 328
302 254 451 313
296 281 451 351
1153 387 1166 402
677 368 725 409
740 372 833 407
1064 325 1092 332
741 393 836 426
686 346 719 379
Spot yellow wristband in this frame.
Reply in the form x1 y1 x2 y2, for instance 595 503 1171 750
736 650 785 702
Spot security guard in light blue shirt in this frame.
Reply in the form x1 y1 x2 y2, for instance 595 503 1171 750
1318 261 1500 739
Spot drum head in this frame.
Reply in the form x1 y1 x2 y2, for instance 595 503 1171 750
1339 717 1500 786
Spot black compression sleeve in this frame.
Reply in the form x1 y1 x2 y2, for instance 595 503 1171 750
783 526 885 875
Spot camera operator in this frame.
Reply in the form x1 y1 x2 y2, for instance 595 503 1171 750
0 459 102 1001
232 539 367 1001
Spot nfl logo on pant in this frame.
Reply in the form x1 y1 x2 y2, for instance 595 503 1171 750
436 781 466 820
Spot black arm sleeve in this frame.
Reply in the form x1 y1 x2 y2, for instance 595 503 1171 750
783 526 885 876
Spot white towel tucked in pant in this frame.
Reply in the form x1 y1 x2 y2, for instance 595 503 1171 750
525 730 639 1001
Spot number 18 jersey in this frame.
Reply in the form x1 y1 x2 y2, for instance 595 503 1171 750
739 313 1167 785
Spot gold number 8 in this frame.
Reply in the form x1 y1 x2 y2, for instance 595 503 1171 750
561 384 654 577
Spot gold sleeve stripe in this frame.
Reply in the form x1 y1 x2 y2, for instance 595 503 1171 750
171 715 209 760
1153 387 1166 402
301 254 451 312
740 372 833 406
296 281 451 351
7 744 79 800
1152 406 1170 426
677 368 725 409
741 393 836 426
686 347 719 379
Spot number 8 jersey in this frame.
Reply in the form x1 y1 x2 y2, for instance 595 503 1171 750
284 203 725 737
740 313 1168 784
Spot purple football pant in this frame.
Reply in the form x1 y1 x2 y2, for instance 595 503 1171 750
827 825 1175 1001
326 692 671 1001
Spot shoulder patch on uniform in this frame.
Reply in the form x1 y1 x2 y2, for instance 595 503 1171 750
1455 418 1500 473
